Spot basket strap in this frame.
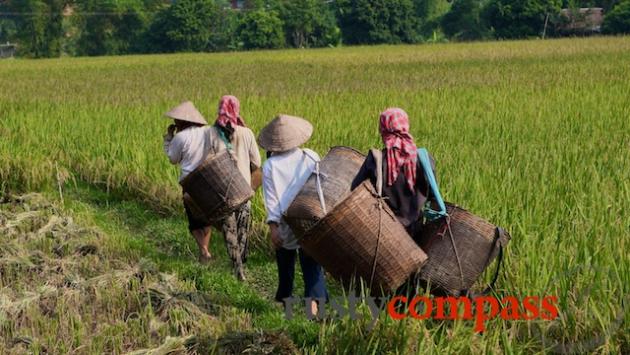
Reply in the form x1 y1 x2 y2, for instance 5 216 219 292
314 161 327 214
370 149 383 197
368 149 385 289
465 227 508 298
282 150 326 214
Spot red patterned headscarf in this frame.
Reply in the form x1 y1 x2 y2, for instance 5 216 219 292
379 108 417 190
216 95 246 128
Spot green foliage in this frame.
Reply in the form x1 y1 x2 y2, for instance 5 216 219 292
275 0 340 48
602 0 630 34
6 0 66 58
237 9 285 50
147 0 226 53
413 0 451 38
0 18 17 43
335 0 420 44
561 0 620 11
483 0 562 39
441 0 488 41
75 0 161 56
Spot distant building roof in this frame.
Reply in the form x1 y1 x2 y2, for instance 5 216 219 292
559 8 604 33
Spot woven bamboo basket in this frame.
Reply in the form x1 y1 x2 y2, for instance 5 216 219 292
285 146 365 238
415 203 511 296
180 150 254 223
300 180 428 294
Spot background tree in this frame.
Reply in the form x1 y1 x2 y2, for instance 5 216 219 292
74 0 164 56
237 9 285 49
561 0 620 11
335 0 419 45
482 0 562 39
602 0 630 33
413 0 451 38
0 19 17 44
441 0 488 40
275 0 340 48
6 0 66 58
147 0 223 53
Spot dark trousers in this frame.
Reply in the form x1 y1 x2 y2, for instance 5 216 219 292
275 247 327 303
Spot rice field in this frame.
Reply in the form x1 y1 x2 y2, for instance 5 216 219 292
0 37 629 353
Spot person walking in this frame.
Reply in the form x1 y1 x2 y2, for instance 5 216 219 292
351 107 437 237
163 101 214 264
258 114 327 314
207 95 261 281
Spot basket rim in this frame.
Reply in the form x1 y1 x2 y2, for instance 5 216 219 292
326 145 366 157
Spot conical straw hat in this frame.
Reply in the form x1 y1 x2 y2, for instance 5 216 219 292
164 101 208 125
257 114 313 152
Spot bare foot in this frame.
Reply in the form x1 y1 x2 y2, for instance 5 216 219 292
198 253 212 265
236 268 246 282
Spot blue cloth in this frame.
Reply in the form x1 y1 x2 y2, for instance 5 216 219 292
274 247 328 303
417 148 448 221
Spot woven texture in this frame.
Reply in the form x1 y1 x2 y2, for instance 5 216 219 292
285 146 365 238
300 181 428 294
164 101 207 125
415 203 511 295
180 150 254 223
257 114 313 152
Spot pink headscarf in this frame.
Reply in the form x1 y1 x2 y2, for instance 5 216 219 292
379 108 417 190
216 95 246 128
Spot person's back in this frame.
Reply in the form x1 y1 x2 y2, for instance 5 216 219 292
258 114 327 309
351 108 437 236
205 125 261 185
165 125 210 181
352 148 434 231
263 147 320 249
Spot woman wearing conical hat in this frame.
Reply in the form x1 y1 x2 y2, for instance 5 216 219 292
258 114 327 314
163 101 214 264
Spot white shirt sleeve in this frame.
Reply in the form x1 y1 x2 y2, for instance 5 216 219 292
262 162 282 224
164 133 183 165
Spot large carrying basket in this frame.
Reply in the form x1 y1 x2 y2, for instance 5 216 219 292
285 146 365 238
300 181 428 294
415 203 510 296
180 149 254 223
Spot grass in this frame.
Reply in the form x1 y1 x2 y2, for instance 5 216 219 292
0 36 629 353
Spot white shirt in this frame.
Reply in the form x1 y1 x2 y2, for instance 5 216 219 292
163 126 210 181
262 148 320 250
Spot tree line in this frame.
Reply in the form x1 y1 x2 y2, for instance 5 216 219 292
0 0 629 58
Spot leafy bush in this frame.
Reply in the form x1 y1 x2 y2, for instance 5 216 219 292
482 0 562 39
602 0 630 34
335 0 419 45
147 0 226 53
276 0 340 48
441 0 489 41
75 0 162 56
5 0 65 58
237 10 285 50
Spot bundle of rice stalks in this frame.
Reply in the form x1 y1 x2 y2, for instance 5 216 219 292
0 194 234 353
214 330 298 355
148 286 221 335
125 336 198 355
